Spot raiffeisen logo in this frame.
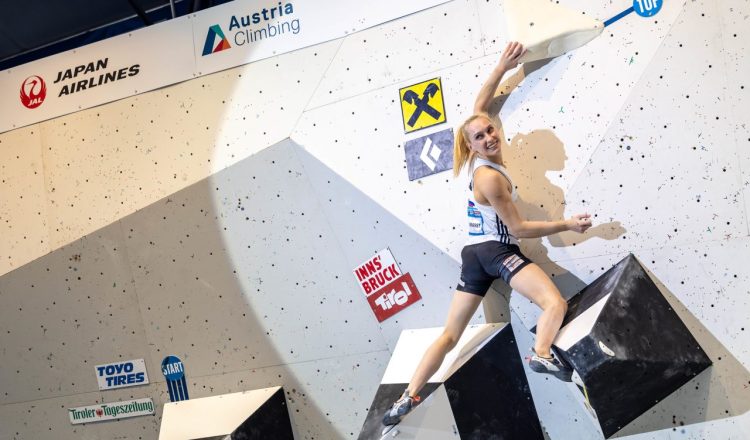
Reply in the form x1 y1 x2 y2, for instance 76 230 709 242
20 75 47 109
202 25 231 56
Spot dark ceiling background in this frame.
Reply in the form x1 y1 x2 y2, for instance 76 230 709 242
0 0 234 71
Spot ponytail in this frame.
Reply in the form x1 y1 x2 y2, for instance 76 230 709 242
453 114 490 177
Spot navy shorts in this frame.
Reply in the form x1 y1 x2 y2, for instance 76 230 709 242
457 241 532 296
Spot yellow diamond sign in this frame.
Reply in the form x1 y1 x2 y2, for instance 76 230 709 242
399 77 447 133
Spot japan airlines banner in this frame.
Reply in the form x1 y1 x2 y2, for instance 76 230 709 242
0 18 192 133
0 0 448 134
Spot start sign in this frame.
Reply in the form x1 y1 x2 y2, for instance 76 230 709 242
162 355 190 402
95 359 149 391
353 248 422 322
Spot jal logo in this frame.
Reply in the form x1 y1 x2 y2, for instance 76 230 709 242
20 75 47 109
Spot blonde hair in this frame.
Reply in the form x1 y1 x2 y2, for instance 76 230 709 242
453 114 500 177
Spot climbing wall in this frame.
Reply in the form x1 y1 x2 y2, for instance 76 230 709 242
1 0 749 438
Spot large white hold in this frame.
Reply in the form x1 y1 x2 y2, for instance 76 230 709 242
505 0 604 63
159 386 292 439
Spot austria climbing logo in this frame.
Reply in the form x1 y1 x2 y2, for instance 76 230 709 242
202 25 231 56
20 75 47 109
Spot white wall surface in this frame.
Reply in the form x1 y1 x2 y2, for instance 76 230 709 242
1 0 749 439
0 139 481 439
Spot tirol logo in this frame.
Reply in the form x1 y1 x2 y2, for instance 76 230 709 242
202 25 231 56
366 273 422 322
353 249 422 322
20 75 47 109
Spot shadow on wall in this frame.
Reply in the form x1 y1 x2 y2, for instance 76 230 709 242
100 137 407 439
476 57 750 437
482 58 627 322
499 59 627 263
196 139 470 438
509 128 626 267
480 59 749 436
0 130 475 438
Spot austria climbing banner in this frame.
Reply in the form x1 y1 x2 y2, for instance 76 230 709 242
0 0 449 134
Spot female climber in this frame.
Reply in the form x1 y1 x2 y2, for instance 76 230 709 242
382 41 592 430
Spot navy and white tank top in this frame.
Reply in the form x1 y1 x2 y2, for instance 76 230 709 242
466 157 520 246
